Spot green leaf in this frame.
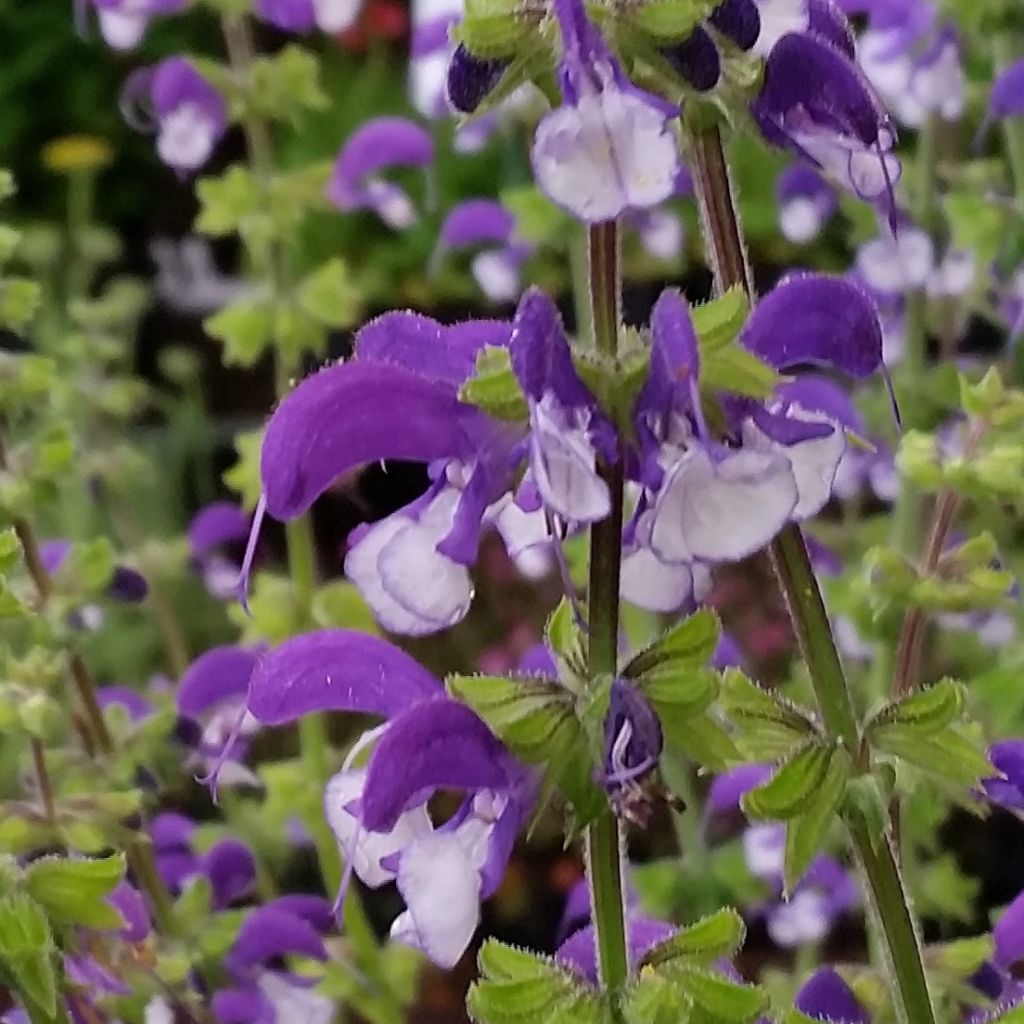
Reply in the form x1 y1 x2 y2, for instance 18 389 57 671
867 678 965 738
676 967 769 1022
196 166 262 237
742 741 833 821
455 0 532 58
925 935 993 978
691 287 749 353
546 597 587 689
298 258 361 328
720 669 816 760
640 668 718 720
870 724 994 785
639 909 745 968
783 746 849 893
622 610 720 680
0 278 42 330
224 427 264 510
477 939 554 981
311 581 378 634
206 299 275 368
25 854 125 930
249 44 328 118
659 711 740 771
0 893 59 1018
459 346 529 421
624 972 686 1024
700 344 783 401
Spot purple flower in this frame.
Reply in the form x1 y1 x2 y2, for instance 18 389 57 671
662 27 721 92
107 880 150 942
764 848 858 947
990 58 1024 122
602 679 663 825
258 289 610 634
439 200 529 302
326 118 434 230
982 741 1024 813
750 0 811 56
410 0 463 116
244 630 534 968
255 0 361 33
777 164 837 244
531 0 680 222
556 917 676 985
188 501 252 600
795 967 869 1023
995 891 1024 974
447 45 510 115
98 685 154 722
177 645 263 787
710 0 762 51
87 0 185 50
706 763 774 817
753 33 901 216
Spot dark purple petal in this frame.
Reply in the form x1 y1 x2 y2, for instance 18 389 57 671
705 762 773 815
556 879 592 944
711 633 744 670
710 0 760 51
189 502 251 559
97 686 153 722
178 646 261 719
661 27 721 91
741 274 883 377
212 988 273 1024
327 118 434 210
107 881 150 942
446 45 510 114
639 288 700 422
261 360 497 520
202 839 256 910
440 200 516 248
227 907 328 973
509 288 591 407
361 699 510 832
556 917 675 986
991 59 1024 120
264 895 335 933
603 679 663 789
984 740 1024 811
808 0 856 60
108 566 149 603
795 967 868 1023
246 630 442 726
355 311 510 387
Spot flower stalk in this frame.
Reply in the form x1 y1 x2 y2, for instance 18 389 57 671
690 123 937 1024
584 219 630 1015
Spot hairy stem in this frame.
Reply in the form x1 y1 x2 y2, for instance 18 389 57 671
31 738 57 825
583 220 629 1016
690 124 936 1024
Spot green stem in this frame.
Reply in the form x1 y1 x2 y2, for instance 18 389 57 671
583 220 629 1017
690 123 936 1024
994 35 1024 200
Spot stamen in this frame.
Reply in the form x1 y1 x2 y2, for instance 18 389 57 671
547 513 588 630
236 493 267 614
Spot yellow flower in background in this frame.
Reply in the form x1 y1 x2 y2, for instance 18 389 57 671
42 135 114 174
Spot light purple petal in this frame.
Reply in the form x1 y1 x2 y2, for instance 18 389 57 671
189 502 251 559
246 630 441 726
706 763 774 815
260 360 497 520
107 881 150 942
178 646 261 719
361 699 510 832
98 686 153 722
255 0 316 31
150 811 196 850
638 288 700 422
741 274 883 378
440 201 515 248
212 988 274 1024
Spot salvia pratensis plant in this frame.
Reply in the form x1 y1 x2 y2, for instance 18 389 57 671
3 0 1024 1021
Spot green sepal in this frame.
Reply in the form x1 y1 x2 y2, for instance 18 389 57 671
719 669 817 760
205 298 275 368
870 723 994 786
742 740 834 821
783 745 849 893
842 771 893 840
700 343 785 401
638 909 746 968
866 678 965 738
691 287 749 353
987 1005 1024 1023
572 347 651 442
459 346 529 421
546 597 588 690
0 892 60 1021
629 0 716 41
658 711 740 771
23 853 125 930
454 0 532 59
672 967 769 1022
621 609 720 680
298 258 361 329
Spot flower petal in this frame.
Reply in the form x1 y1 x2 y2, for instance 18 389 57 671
246 630 441 726
178 646 261 719
795 967 869 1023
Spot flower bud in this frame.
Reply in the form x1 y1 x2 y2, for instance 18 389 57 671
446 44 509 114
661 27 721 92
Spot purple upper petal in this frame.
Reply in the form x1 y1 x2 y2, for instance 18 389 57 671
440 200 516 248
261 360 498 520
327 118 434 210
178 646 261 719
807 0 856 59
795 967 868 1023
639 288 700 422
992 59 1024 120
706 762 773 815
446 45 510 114
202 839 256 910
361 699 510 832
709 0 761 51
39 540 72 575
555 917 675 986
255 0 316 32
741 274 883 378
107 881 150 942
151 57 226 130
246 630 441 726
775 375 864 432
509 288 591 407
996 891 1024 972
227 907 328 973
98 686 153 722
355 311 511 387
264 895 335 934
150 811 196 850
212 988 273 1024
189 502 250 559
984 740 1024 811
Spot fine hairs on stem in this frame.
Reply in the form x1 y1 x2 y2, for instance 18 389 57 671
689 122 938 1024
